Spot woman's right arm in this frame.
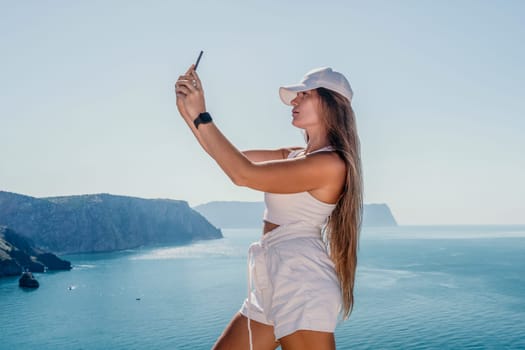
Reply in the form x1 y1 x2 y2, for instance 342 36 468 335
242 147 303 162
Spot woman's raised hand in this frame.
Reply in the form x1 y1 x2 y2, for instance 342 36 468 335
175 64 207 124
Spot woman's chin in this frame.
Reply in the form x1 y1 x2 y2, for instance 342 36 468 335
291 119 307 129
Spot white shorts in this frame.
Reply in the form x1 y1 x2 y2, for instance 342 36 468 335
239 221 342 341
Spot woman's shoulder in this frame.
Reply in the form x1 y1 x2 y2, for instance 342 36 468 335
305 147 346 176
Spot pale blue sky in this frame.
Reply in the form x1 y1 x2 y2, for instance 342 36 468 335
1 1 524 225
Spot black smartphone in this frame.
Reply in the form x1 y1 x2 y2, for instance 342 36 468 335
194 50 204 71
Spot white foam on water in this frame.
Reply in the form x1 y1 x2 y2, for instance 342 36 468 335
131 240 245 260
358 266 459 290
358 266 420 288
438 282 459 289
73 264 96 270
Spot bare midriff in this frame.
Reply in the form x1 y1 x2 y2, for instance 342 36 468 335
263 220 280 235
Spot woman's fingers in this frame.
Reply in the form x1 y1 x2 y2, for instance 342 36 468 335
179 63 201 89
176 79 197 92
178 74 197 87
180 65 201 89
175 65 206 120
175 82 185 95
175 84 190 95
189 69 202 89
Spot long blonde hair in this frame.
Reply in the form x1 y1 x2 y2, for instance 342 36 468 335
313 87 364 320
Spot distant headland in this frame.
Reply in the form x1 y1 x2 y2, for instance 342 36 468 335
0 191 222 255
193 201 398 229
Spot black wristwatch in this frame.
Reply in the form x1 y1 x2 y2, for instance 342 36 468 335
193 112 213 129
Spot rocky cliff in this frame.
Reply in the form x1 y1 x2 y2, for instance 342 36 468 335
0 191 222 254
0 226 71 277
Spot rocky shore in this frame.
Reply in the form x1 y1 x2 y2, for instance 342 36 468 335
0 226 71 278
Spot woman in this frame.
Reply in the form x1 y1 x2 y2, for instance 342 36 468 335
175 66 363 350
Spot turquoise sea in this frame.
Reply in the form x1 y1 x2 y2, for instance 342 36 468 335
1 225 524 349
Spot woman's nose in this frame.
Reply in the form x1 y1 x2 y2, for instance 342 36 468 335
291 94 300 106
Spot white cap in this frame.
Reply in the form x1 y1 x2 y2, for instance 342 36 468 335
279 67 353 105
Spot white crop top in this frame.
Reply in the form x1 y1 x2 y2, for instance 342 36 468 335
262 146 337 228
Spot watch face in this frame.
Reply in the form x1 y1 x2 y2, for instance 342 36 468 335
194 113 212 129
201 113 212 122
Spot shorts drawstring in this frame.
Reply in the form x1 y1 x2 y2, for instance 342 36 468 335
247 244 254 350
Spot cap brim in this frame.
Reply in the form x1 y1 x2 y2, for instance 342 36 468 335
279 84 309 105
